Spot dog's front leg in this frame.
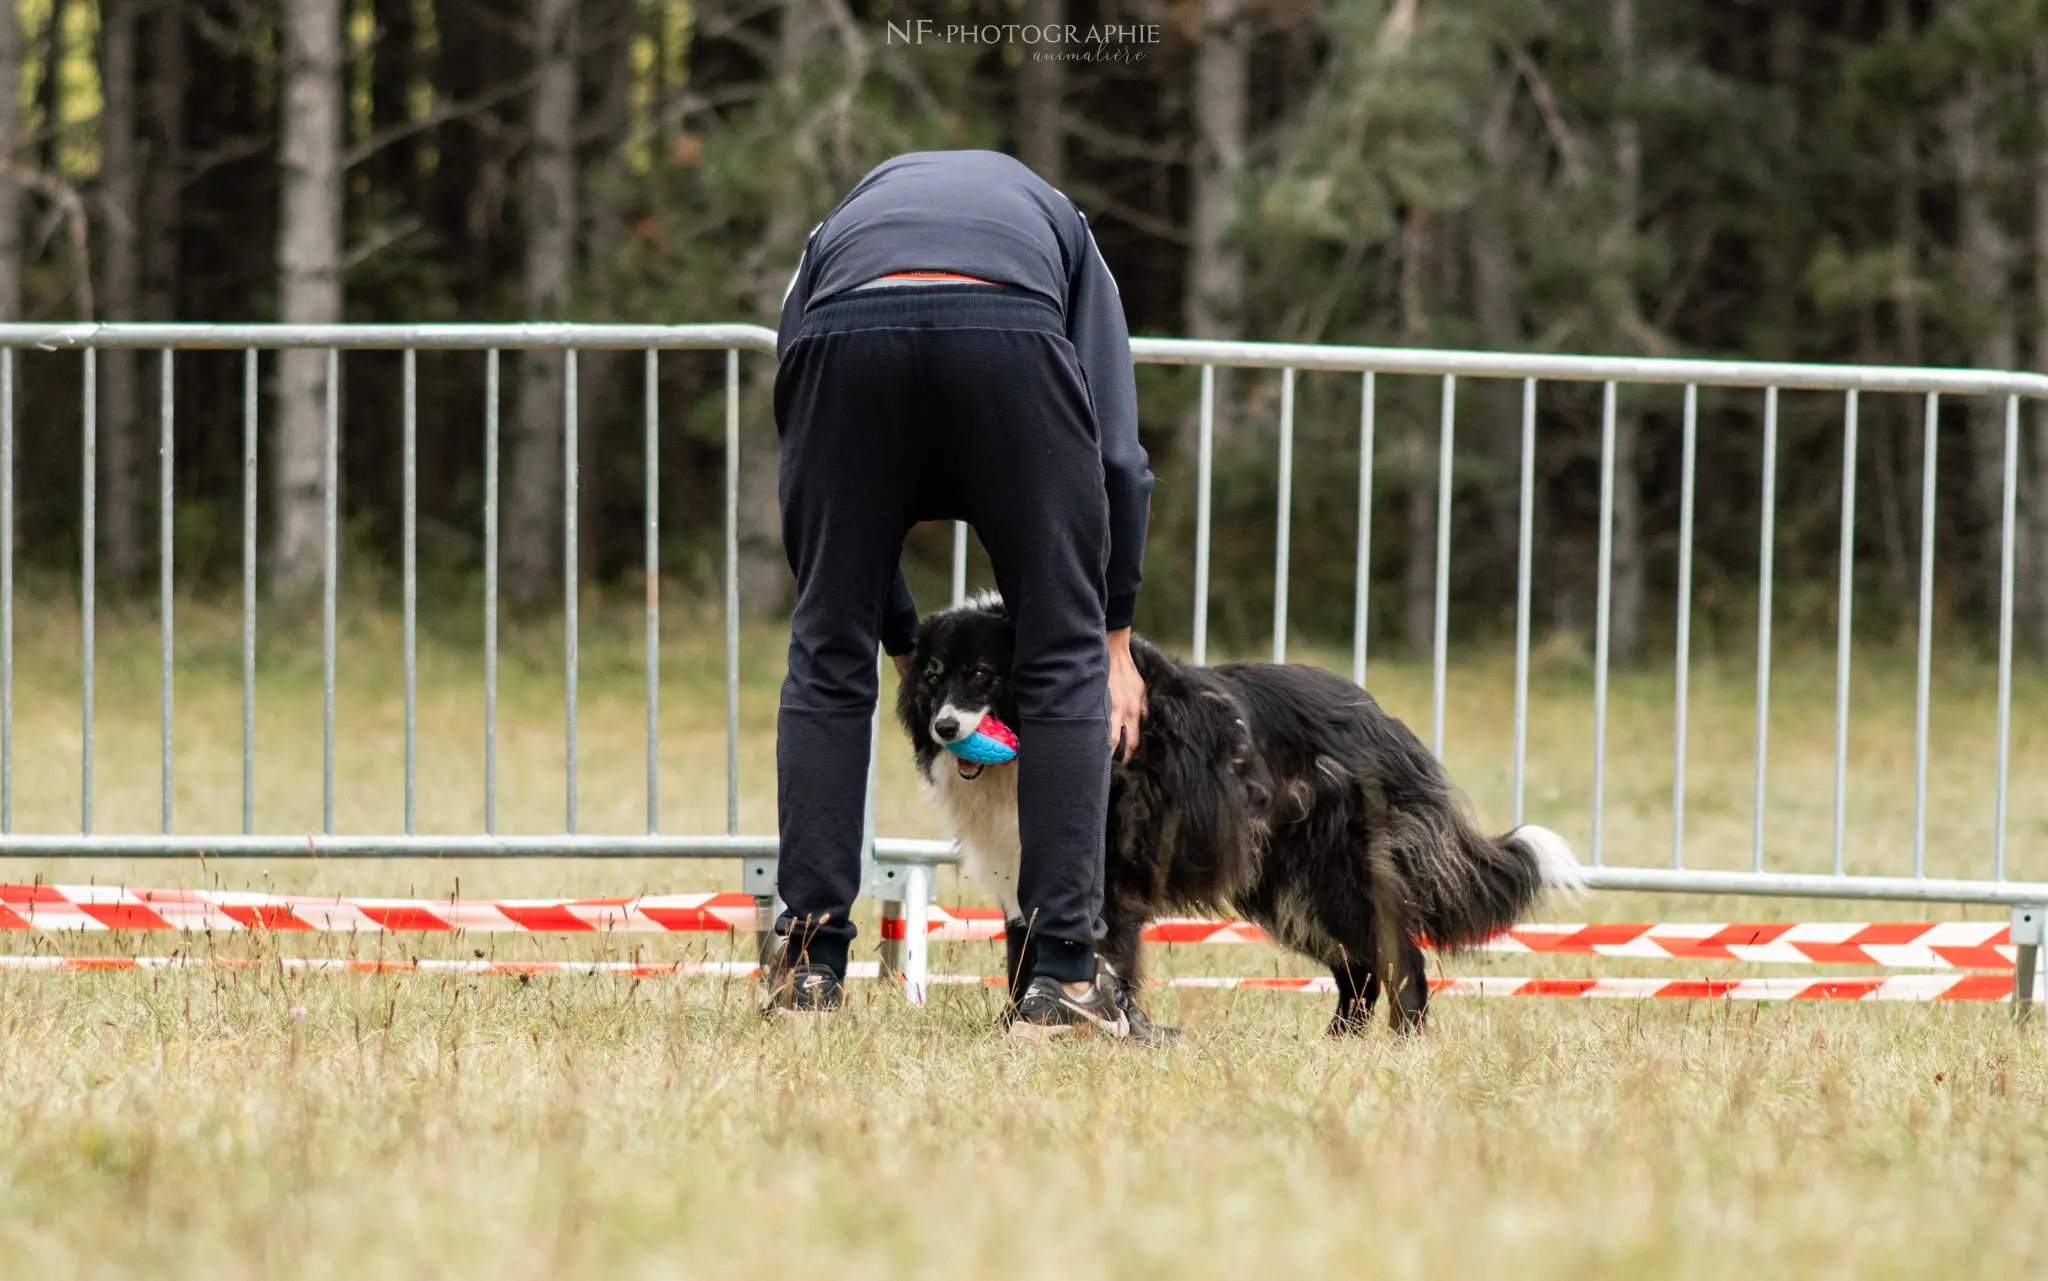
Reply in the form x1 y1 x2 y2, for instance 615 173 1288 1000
1098 900 1146 1009
1326 954 1379 1037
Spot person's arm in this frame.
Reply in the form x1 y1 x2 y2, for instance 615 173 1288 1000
776 224 821 357
881 568 918 660
1065 213 1153 634
1067 211 1152 757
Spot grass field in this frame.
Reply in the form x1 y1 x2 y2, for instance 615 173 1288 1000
0 596 2044 1278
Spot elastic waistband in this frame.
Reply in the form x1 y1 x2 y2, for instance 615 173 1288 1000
854 271 1002 289
800 283 1063 337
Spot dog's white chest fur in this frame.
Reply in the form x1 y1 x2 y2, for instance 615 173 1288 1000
919 758 1023 922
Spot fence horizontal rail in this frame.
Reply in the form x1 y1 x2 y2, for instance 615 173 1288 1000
6 323 2047 399
0 835 961 864
0 322 782 352
1130 337 2048 397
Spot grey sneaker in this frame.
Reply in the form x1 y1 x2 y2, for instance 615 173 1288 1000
1009 967 1129 1042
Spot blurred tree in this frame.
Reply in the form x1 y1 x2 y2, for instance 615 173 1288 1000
504 0 580 606
0 0 20 323
99 0 143 586
275 0 345 602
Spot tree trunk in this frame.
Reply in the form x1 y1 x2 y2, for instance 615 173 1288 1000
1469 76 1526 609
35 0 65 177
1879 0 1922 607
504 0 580 607
1605 0 1646 663
142 0 186 323
1184 0 1248 343
273 0 344 603
733 0 839 620
1400 205 1434 655
99 0 145 587
1016 0 1064 186
573 0 636 580
2030 38 2048 659
431 0 522 314
1944 67 2017 624
370 0 420 209
0 0 20 322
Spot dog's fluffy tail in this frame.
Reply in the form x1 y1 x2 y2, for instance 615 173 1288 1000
1388 812 1586 952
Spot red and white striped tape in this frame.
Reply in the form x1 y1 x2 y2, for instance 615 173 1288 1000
1482 921 2016 971
0 884 758 934
0 886 2017 972
881 903 2018 970
1178 974 2020 1001
0 955 2018 1001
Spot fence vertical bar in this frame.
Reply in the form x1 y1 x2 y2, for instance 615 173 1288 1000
1273 367 1295 663
1193 364 1214 665
81 349 95 835
317 346 337 828
159 350 174 834
483 349 499 835
1591 381 1617 867
564 349 578 835
0 347 11 833
1994 394 2017 880
1432 374 1455 758
1831 390 1858 877
241 350 257 834
644 349 659 835
402 349 418 835
1672 384 1698 870
1512 378 1536 826
951 521 968 607
1353 372 1374 688
1753 386 1779 874
1913 392 1938 878
725 348 740 837
322 349 338 834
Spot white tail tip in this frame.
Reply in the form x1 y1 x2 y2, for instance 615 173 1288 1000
1512 824 1587 899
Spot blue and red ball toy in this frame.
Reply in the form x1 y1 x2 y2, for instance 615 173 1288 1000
944 714 1019 766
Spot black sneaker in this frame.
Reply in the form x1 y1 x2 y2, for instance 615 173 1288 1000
1117 988 1181 1047
1009 968 1129 1042
762 960 844 1023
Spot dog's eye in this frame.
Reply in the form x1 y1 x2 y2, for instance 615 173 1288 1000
970 664 994 681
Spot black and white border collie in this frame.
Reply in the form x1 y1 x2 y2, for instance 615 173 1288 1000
897 592 1584 1036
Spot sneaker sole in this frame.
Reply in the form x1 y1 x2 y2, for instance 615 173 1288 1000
1008 1014 1128 1042
1008 1018 1082 1042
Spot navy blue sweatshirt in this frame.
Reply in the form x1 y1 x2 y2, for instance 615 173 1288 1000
776 150 1154 653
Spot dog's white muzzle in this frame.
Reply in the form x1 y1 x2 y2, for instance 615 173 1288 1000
932 703 989 780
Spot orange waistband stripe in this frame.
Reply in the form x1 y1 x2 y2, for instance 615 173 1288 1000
872 271 1000 285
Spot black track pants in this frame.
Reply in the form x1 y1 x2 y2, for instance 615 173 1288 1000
772 285 1110 983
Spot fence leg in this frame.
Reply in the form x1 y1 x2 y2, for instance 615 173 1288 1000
872 862 907 982
744 856 779 978
902 864 931 1008
2012 904 2044 1023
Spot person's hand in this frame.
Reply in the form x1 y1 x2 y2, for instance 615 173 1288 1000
1107 628 1145 763
891 653 911 680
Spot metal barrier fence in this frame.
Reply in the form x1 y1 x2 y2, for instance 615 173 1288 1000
0 322 2041 1006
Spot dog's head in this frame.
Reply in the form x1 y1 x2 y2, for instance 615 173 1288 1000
896 591 1019 782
